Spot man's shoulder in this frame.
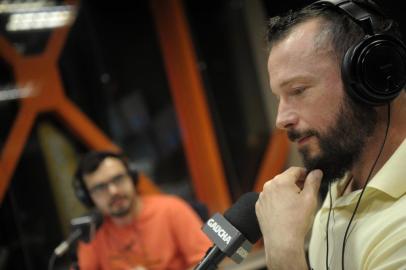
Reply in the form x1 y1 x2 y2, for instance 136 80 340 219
143 193 186 203
142 194 192 211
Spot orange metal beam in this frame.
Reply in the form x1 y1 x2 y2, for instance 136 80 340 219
0 36 19 64
56 99 119 151
0 3 159 203
150 0 232 213
253 130 290 192
0 106 36 200
55 100 160 194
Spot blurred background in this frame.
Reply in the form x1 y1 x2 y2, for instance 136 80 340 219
0 0 403 269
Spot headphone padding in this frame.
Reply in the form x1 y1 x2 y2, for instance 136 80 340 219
342 34 406 106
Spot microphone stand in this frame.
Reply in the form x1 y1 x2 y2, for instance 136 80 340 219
48 229 82 270
194 246 225 270
53 229 82 257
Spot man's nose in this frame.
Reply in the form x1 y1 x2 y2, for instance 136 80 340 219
275 100 298 130
107 182 119 194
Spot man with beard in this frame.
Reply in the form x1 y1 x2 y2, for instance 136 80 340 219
72 151 211 270
255 1 406 269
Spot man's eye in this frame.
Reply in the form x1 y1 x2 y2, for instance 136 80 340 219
92 184 107 193
112 174 126 184
292 87 306 95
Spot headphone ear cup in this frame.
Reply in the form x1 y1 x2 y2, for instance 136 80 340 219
73 178 95 208
342 34 406 106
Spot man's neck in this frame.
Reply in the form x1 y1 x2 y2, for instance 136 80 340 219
111 197 142 227
350 99 406 191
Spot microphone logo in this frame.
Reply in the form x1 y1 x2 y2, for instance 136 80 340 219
194 192 261 269
206 218 232 244
202 213 252 263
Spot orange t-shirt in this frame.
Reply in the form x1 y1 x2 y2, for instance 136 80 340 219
77 195 211 270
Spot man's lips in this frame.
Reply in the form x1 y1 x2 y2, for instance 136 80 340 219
297 135 313 145
110 196 127 207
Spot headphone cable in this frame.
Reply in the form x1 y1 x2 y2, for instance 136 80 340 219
341 103 391 270
325 181 333 270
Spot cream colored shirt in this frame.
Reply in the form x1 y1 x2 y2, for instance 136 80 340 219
309 139 406 270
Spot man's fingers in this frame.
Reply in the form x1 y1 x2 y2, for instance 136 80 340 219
283 167 308 184
303 169 323 195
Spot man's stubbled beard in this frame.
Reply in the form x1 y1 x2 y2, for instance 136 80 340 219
288 94 377 186
109 194 134 217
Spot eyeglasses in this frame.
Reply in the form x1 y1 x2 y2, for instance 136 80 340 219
88 173 130 196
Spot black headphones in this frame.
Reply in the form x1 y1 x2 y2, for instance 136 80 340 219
72 151 139 208
311 0 406 106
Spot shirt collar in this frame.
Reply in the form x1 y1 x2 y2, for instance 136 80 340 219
367 138 406 198
321 138 406 209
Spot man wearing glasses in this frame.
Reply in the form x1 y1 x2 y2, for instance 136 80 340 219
72 151 211 270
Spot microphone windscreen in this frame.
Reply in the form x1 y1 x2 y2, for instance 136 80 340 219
224 192 261 243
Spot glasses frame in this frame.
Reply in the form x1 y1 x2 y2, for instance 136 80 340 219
88 172 131 196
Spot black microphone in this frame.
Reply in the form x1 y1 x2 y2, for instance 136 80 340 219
53 210 103 257
194 192 261 270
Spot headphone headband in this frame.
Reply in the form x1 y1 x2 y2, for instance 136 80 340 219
311 0 386 34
